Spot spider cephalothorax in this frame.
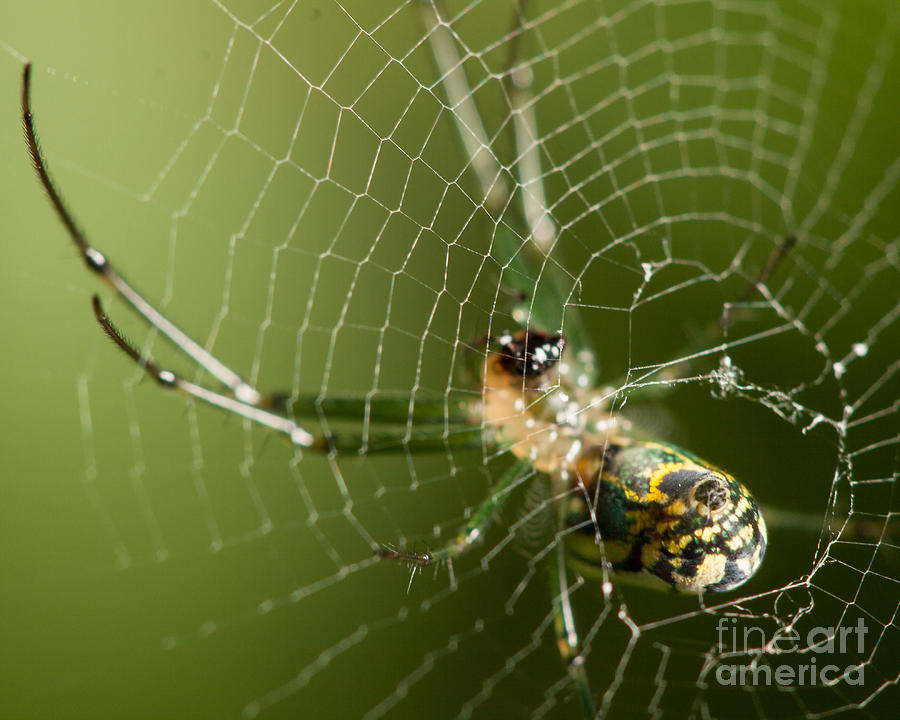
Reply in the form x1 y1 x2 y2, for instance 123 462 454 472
495 330 567 379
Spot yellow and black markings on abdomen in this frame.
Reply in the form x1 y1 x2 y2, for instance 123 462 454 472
565 440 767 593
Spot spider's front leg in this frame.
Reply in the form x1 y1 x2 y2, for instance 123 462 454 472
91 296 317 446
24 62 317 450
25 61 489 458
92 295 486 455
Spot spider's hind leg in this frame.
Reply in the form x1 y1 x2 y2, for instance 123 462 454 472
376 458 534 587
549 474 599 719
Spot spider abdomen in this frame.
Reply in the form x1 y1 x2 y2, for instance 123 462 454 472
565 440 767 593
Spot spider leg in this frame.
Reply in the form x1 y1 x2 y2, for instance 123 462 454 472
418 0 507 210
22 60 333 447
93 295 486 453
377 458 533 580
549 472 598 719
91 296 315 446
321 427 483 455
288 393 472 427
431 457 533 563
26 63 475 452
421 2 597 384
22 64 269 409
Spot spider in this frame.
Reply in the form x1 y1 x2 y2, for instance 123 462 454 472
22 40 769 716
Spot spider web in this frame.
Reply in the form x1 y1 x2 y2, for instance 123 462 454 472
2 1 898 718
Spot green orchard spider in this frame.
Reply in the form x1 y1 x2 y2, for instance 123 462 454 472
21 15 772 713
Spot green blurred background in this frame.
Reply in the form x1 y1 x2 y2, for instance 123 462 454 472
1 1 897 719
